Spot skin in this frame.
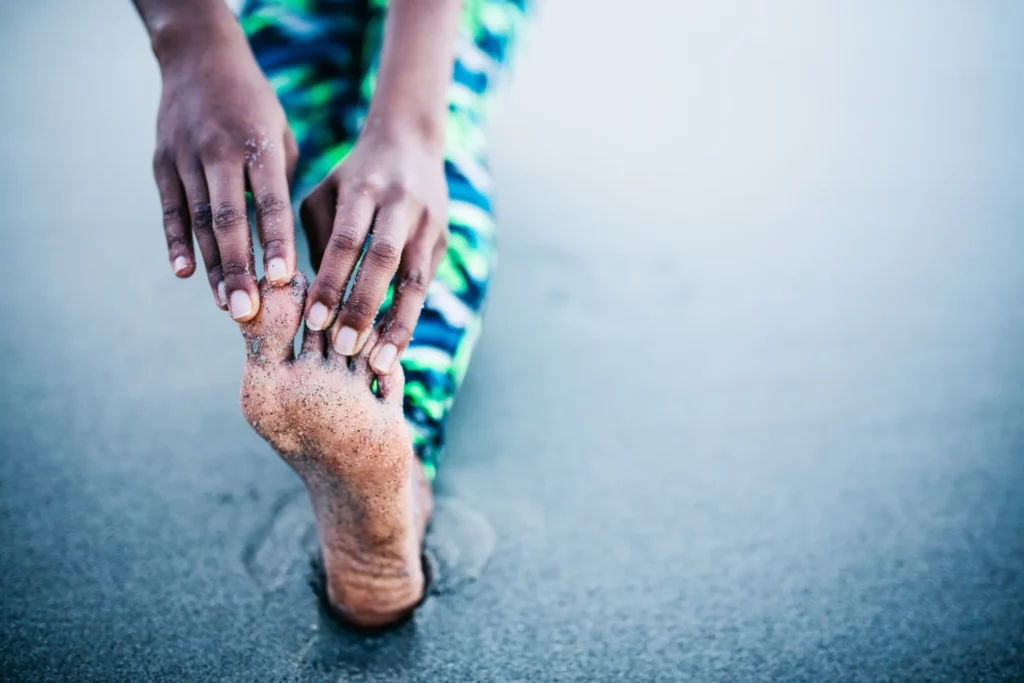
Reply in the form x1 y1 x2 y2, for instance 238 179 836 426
240 273 432 627
132 0 462 625
133 0 460 361
299 0 460 376
135 0 298 318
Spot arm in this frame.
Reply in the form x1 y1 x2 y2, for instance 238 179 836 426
299 0 462 374
366 0 462 149
132 0 231 46
133 0 299 321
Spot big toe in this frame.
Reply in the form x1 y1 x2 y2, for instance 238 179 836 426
241 272 309 364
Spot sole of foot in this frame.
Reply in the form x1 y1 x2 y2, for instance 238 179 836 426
240 273 432 628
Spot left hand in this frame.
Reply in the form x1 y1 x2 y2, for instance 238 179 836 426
299 125 449 375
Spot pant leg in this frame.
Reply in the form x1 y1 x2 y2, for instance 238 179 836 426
242 0 528 483
358 0 527 481
240 0 370 199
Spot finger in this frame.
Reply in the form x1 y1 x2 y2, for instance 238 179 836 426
179 162 226 309
205 161 259 322
331 200 410 357
247 144 296 286
299 184 334 271
303 185 376 334
368 238 434 375
283 128 299 184
153 153 195 278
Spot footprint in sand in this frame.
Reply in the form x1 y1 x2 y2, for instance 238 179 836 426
240 487 316 595
423 497 497 594
242 489 497 597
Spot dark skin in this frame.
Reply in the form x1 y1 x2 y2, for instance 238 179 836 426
134 0 460 374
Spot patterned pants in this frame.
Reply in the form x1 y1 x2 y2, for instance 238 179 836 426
240 0 526 481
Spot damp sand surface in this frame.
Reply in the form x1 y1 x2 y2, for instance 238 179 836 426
2 1 1024 681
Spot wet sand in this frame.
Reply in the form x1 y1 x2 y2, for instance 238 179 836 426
1 1 1023 680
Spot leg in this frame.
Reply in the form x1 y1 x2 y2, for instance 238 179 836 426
240 273 428 626
239 0 526 626
240 0 371 199
244 0 425 627
356 0 528 481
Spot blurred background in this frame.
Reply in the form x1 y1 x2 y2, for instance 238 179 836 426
1 0 1023 680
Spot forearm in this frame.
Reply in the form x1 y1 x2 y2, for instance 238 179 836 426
131 0 241 67
365 0 463 150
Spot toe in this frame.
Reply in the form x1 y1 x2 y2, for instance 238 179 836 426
333 324 377 375
241 272 309 365
374 362 405 404
300 326 326 359
356 328 405 401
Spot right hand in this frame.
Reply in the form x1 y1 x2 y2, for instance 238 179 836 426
151 13 298 321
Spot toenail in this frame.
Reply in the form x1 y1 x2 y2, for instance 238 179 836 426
173 256 189 275
229 290 254 320
334 326 358 355
306 302 328 331
216 281 228 308
266 257 287 283
371 343 398 374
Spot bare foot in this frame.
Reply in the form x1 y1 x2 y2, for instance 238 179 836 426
239 274 432 627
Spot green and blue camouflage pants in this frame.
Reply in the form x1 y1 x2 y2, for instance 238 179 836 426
240 0 526 481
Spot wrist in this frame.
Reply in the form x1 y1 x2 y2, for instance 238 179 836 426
148 5 242 70
363 108 447 156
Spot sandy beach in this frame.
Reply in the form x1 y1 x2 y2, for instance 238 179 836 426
1 1 1022 680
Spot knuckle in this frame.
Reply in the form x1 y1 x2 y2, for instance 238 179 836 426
328 227 364 254
310 275 342 302
263 236 289 254
162 203 185 225
366 236 401 268
343 296 376 322
399 268 430 295
383 183 410 204
255 192 288 219
198 131 233 162
384 319 414 344
212 202 247 233
220 261 250 280
152 147 174 172
354 173 386 196
191 203 213 234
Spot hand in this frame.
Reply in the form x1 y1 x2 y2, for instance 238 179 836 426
150 14 298 321
300 124 449 374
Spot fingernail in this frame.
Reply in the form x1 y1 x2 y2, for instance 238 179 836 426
229 290 254 320
371 343 398 374
217 281 228 308
306 302 328 331
334 326 358 355
173 256 189 275
353 328 372 355
266 257 287 283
